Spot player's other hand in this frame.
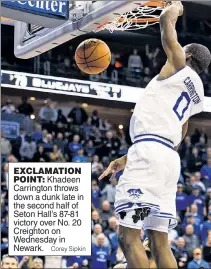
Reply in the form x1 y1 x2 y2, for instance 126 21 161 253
171 1 183 16
98 155 127 180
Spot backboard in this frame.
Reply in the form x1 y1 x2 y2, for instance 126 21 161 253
14 1 141 59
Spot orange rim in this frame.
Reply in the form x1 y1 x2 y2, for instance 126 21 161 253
143 1 167 7
95 1 166 31
117 17 159 23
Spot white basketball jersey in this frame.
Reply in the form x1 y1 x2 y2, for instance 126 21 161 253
130 66 204 146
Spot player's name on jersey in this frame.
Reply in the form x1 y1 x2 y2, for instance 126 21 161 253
184 77 201 104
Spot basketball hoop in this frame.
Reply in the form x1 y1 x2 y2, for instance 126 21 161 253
94 1 167 33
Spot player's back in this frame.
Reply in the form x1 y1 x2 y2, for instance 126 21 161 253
130 66 204 146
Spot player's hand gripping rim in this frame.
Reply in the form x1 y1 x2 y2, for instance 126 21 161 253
98 155 127 181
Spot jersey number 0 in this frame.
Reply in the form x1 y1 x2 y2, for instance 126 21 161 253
173 92 191 121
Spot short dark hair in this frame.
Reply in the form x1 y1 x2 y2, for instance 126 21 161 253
186 43 211 74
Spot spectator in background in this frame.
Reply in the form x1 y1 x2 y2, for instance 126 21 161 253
39 99 58 129
40 129 48 143
183 224 200 259
100 119 112 132
91 234 110 269
142 67 152 85
1 215 8 240
201 158 211 180
56 109 67 125
82 117 93 140
100 201 113 229
200 128 208 145
128 49 143 70
92 210 102 229
92 180 101 209
68 135 82 158
1 255 19 269
7 154 18 163
203 234 211 264
33 145 49 162
1 99 16 114
179 136 193 161
68 105 88 125
176 237 188 261
72 148 88 163
54 133 66 154
12 128 26 159
19 135 36 162
101 131 115 157
92 224 110 249
187 148 203 173
32 257 44 269
92 155 104 178
205 188 211 211
91 110 101 128
104 217 119 267
191 129 201 145
111 130 121 158
41 133 54 152
196 136 207 156
1 132 12 156
17 96 34 116
145 44 160 71
62 256 88 269
182 213 201 238
187 248 210 269
176 183 188 221
101 178 117 207
84 140 96 157
187 187 206 217
49 144 64 162
202 147 211 164
201 211 211 245
189 204 203 225
194 172 206 193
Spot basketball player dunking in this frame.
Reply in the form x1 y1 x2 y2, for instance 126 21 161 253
99 2 211 268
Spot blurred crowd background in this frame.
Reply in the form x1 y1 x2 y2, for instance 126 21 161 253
1 2 211 268
1 99 211 268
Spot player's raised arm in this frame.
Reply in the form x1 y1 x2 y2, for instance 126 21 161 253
159 1 185 71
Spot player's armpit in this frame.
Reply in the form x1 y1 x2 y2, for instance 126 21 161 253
159 2 186 70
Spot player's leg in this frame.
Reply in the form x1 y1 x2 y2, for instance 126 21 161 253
118 225 149 268
147 228 177 269
145 145 180 268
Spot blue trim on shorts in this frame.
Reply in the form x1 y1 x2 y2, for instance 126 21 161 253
134 134 173 144
134 138 174 150
115 202 160 213
115 202 134 212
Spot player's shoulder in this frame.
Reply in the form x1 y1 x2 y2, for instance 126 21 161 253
183 66 203 83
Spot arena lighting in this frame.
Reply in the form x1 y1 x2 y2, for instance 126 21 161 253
119 125 124 130
82 103 88 108
30 97 36 101
30 114 35 120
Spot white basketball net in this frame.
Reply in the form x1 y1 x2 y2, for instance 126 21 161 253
95 1 166 33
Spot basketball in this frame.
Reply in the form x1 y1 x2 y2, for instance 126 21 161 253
75 39 111 75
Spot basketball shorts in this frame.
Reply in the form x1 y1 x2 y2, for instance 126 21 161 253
115 134 180 233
